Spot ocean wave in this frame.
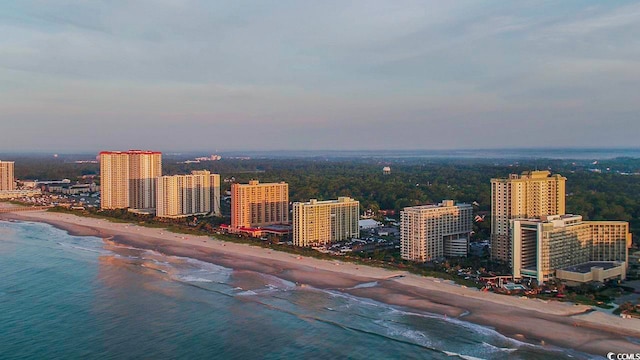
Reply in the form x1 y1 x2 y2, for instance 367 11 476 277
373 319 435 348
316 288 562 357
57 242 112 255
443 350 486 360
128 250 233 285
260 276 297 291
178 276 214 283
352 281 379 289
140 264 169 274
236 290 258 296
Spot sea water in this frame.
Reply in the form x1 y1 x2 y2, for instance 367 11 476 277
0 221 588 359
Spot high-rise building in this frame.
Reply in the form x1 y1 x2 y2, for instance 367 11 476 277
0 160 15 191
128 150 162 210
491 171 566 263
512 214 631 284
401 200 473 262
231 180 289 228
156 171 220 218
292 197 360 247
99 152 130 209
100 150 162 210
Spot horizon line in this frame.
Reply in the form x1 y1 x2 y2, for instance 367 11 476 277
2 146 640 155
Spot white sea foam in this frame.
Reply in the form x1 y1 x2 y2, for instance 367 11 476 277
136 251 233 284
108 244 141 251
140 264 169 274
179 276 214 283
320 288 549 355
324 289 385 309
442 350 486 360
480 342 517 353
373 319 435 348
57 242 111 255
352 281 379 289
236 290 258 296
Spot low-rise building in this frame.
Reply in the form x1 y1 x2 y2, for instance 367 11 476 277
0 189 42 200
359 219 381 230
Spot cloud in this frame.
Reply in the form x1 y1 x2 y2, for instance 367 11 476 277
533 3 640 41
0 1 639 151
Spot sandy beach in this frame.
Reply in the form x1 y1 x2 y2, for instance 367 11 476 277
2 208 639 356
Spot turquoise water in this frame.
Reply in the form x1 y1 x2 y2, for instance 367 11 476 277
0 221 582 359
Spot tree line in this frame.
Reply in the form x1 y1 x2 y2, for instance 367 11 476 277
8 154 640 243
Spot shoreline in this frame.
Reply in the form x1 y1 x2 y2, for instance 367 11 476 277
2 210 640 356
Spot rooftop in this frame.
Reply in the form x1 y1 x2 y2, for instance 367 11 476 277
99 150 161 155
562 261 623 274
300 197 358 205
403 200 471 210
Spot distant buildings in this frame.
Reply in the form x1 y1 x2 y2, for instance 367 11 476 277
512 214 631 284
491 171 566 263
401 200 473 262
231 180 289 228
382 166 391 175
0 160 15 191
195 155 222 161
99 150 162 210
156 171 221 218
293 197 360 247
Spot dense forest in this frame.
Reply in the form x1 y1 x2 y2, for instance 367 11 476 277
6 153 640 243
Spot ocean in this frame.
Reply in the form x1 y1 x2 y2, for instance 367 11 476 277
0 221 586 359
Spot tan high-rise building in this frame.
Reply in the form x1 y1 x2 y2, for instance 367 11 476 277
100 152 130 209
100 150 162 210
156 171 220 218
128 150 162 210
293 197 360 247
0 160 15 191
231 180 288 228
401 200 473 262
491 171 566 263
512 215 631 284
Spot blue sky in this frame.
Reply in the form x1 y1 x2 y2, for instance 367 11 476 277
1 1 639 151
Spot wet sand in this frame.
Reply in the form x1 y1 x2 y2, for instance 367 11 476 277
2 209 639 356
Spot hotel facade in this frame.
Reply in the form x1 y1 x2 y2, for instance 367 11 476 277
292 197 360 247
512 214 631 284
401 200 473 262
231 180 289 228
100 150 162 210
156 171 220 218
0 160 15 191
491 171 566 263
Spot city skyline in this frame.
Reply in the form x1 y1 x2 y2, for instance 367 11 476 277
2 1 640 152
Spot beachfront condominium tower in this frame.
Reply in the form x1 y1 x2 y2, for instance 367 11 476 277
156 171 221 218
491 171 566 263
128 150 162 210
231 180 289 228
0 160 15 191
401 200 473 262
512 214 631 284
100 152 130 209
292 197 360 247
100 150 162 210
